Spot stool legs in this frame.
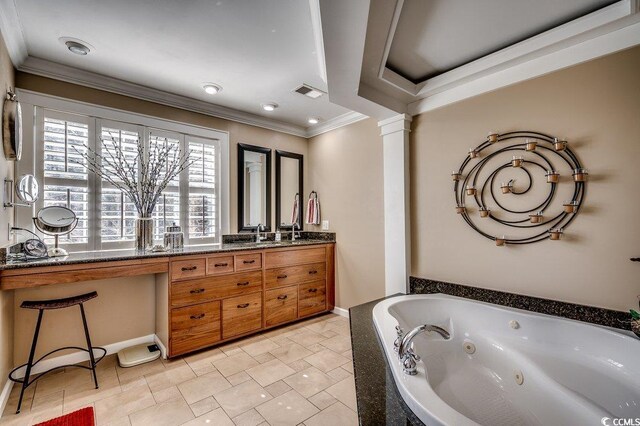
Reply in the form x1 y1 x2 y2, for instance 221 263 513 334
16 309 44 414
79 303 99 390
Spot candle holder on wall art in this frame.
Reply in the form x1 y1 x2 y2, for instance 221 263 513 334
451 130 587 246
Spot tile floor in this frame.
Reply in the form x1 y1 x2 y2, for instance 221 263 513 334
1 313 358 426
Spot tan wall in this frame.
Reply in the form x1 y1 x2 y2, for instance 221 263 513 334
0 33 15 389
308 118 385 308
411 46 640 312
11 73 309 365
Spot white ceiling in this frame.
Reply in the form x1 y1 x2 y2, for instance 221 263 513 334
10 0 353 130
387 0 617 82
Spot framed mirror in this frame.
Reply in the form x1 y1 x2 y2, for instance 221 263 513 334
238 143 271 232
275 150 303 230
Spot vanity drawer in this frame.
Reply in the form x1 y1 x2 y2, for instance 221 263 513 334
171 301 221 355
207 255 234 275
222 293 262 339
171 259 206 281
265 285 297 327
265 247 325 268
265 262 326 289
298 281 326 317
171 271 262 307
235 253 262 272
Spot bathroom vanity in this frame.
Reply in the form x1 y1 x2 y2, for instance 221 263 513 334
0 238 335 358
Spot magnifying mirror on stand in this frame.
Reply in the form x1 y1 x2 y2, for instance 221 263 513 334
33 206 78 257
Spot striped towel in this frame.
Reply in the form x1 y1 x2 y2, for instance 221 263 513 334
306 192 320 225
290 193 299 224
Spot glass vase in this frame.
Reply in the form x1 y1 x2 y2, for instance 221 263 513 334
135 217 153 251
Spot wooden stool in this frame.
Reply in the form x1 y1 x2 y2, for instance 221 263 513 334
8 291 106 414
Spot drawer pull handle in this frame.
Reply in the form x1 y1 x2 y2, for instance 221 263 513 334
181 266 198 271
190 313 205 320
277 295 288 300
237 303 250 309
308 288 318 293
308 270 318 275
190 288 205 294
237 281 250 286
214 262 229 267
243 260 256 264
277 274 288 279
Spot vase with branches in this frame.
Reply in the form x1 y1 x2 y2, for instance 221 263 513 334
74 134 193 250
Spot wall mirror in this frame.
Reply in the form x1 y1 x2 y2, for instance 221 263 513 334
238 143 271 232
276 150 303 230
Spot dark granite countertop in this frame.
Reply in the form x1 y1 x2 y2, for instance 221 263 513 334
349 295 424 426
0 238 335 271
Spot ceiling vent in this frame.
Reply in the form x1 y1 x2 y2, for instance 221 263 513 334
293 84 325 99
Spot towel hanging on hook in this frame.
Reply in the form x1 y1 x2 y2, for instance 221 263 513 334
306 191 320 225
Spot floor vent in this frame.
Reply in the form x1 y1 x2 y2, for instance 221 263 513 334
293 84 325 99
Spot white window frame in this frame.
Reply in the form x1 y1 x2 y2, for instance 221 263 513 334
16 89 230 251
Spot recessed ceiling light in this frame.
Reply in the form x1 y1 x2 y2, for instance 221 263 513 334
261 103 278 112
65 41 90 55
203 83 222 95
308 117 319 125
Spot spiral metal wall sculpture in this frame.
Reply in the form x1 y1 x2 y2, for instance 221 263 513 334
453 131 587 245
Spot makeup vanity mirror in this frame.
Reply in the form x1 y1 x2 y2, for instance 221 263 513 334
238 143 271 232
276 150 303 230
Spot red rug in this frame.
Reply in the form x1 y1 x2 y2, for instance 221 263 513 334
35 407 95 426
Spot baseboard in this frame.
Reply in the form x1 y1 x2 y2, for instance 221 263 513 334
11 334 156 379
153 335 167 359
332 306 349 317
0 379 13 417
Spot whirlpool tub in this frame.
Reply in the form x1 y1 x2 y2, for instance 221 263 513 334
372 294 640 426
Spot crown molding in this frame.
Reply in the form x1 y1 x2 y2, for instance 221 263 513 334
18 57 313 137
306 111 368 137
0 0 28 66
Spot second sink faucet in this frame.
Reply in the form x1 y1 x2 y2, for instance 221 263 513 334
291 222 301 242
255 224 266 242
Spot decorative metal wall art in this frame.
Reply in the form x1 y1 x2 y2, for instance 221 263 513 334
453 131 587 245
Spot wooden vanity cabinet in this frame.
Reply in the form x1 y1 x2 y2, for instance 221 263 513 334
166 244 335 357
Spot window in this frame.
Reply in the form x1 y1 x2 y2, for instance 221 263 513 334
32 105 227 252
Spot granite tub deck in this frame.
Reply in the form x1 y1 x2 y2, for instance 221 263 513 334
0 232 336 271
349 295 424 426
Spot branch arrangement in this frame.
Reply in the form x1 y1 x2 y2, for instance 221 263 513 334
73 133 195 217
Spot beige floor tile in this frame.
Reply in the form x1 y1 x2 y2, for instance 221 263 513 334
240 338 280 357
227 371 252 386
287 359 312 372
326 367 351 382
153 386 183 403
177 371 231 404
255 390 319 426
213 379 272 418
264 380 292 397
304 350 349 373
341 349 353 359
283 367 335 398
269 343 313 364
319 336 351 353
0 405 63 426
129 396 194 426
31 390 63 412
326 315 347 323
94 383 155 425
213 352 259 377
341 361 354 374
319 330 339 339
269 335 296 347
305 344 325 353
303 401 357 426
102 416 131 426
62 373 123 413
62 402 94 415
191 363 218 377
307 391 337 410
35 367 96 397
288 330 326 348
325 378 357 412
246 359 296 387
145 364 196 393
303 320 335 334
252 352 276 364
326 322 350 336
3 383 35 415
120 377 146 392
115 359 166 386
181 407 234 426
232 408 265 426
189 396 219 417
184 348 227 372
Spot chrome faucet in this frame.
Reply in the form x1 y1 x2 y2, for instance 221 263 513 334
291 222 301 242
255 224 265 242
397 324 450 375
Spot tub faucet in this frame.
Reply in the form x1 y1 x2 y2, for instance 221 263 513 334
398 324 450 375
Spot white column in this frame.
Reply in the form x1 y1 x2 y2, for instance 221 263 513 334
247 162 263 226
379 114 412 296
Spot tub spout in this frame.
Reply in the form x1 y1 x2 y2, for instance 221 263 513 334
398 324 450 375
